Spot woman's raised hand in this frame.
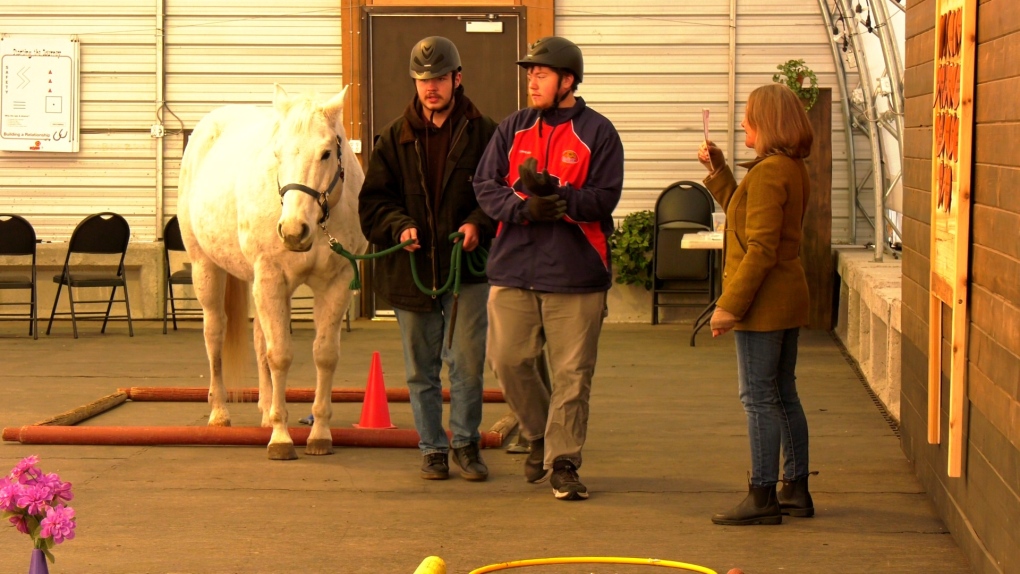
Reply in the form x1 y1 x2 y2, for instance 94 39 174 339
698 141 725 173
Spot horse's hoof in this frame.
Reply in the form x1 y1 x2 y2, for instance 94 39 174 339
267 443 298 460
305 439 334 456
208 417 231 427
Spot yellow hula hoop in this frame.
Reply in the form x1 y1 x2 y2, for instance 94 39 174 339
468 557 718 574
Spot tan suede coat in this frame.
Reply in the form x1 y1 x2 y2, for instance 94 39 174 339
704 154 811 331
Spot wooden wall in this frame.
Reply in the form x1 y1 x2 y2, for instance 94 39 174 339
901 0 1020 572
803 88 834 330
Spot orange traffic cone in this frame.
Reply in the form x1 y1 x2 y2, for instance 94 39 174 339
353 351 397 429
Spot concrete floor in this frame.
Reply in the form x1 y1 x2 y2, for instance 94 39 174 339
0 319 971 574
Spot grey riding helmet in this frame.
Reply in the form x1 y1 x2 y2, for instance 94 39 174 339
409 36 462 80
516 36 584 84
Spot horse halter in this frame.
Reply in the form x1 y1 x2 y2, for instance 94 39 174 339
278 135 346 225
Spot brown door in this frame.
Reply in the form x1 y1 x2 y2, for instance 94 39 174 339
364 9 524 317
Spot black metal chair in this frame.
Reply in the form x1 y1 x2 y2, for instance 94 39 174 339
163 215 202 334
0 214 38 339
46 212 134 338
651 180 716 325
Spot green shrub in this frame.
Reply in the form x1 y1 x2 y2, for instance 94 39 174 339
610 210 654 291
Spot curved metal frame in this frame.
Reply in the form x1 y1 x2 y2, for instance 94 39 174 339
818 0 905 262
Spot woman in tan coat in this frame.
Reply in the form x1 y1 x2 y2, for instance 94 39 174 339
698 83 814 526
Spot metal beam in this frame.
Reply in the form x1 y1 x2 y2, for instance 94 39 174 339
819 0 907 259
818 0 861 244
833 0 888 261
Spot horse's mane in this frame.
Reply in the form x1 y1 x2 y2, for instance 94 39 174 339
275 92 331 136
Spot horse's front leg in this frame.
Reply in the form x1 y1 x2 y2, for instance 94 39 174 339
191 261 232 427
252 315 273 427
305 281 351 455
252 276 297 460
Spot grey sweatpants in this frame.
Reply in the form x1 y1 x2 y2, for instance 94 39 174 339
486 286 606 469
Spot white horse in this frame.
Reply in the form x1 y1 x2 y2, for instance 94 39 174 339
177 85 367 460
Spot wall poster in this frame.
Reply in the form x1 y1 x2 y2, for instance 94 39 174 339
0 35 80 153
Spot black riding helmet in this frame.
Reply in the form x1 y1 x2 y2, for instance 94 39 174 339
409 36 462 80
516 36 584 86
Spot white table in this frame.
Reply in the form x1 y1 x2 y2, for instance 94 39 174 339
681 231 723 250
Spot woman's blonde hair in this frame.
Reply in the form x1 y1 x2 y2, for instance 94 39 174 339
745 83 814 158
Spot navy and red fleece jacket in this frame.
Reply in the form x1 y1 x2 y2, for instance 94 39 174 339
473 97 624 293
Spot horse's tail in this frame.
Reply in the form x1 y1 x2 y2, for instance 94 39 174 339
222 273 251 402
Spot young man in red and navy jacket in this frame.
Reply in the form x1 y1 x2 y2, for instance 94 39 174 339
473 36 624 501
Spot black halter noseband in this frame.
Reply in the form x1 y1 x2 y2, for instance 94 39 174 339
278 135 346 225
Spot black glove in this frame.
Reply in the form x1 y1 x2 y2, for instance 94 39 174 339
525 194 567 223
518 157 557 197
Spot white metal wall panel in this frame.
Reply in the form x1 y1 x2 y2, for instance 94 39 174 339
2 1 867 244
557 0 861 243
162 2 344 226
0 3 157 241
0 1 343 242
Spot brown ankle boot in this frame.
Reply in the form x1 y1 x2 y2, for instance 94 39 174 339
778 474 815 517
712 481 782 526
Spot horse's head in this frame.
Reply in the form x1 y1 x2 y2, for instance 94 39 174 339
272 85 350 252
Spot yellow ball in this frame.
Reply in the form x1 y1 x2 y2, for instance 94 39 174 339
413 556 447 574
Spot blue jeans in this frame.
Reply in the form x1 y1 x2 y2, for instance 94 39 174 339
394 282 488 455
734 328 809 486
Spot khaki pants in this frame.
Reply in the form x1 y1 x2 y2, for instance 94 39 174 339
486 286 606 469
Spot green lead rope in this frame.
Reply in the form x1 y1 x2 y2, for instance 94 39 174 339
328 231 488 295
328 231 488 348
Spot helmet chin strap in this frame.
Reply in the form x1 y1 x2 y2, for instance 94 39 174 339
426 95 455 124
422 93 454 188
550 71 575 110
551 71 566 109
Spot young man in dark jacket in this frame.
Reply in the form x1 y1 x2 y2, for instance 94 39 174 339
473 36 624 500
359 36 498 481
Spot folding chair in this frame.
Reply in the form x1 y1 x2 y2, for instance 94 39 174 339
46 212 133 338
651 180 716 325
163 215 203 333
0 214 38 339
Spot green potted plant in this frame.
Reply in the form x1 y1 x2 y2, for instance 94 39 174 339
610 210 654 290
772 59 819 111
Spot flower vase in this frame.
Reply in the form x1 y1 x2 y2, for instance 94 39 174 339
29 549 49 574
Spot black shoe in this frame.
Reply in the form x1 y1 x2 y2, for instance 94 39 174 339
420 453 449 480
712 479 782 526
550 459 588 501
451 443 489 482
778 474 815 517
524 438 551 483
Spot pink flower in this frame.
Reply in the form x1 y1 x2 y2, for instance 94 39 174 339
15 484 51 516
8 514 29 535
3 456 76 558
52 480 74 504
39 505 76 544
9 456 39 481
33 473 73 503
0 477 19 511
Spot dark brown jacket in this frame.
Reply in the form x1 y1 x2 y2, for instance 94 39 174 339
359 88 498 312
704 154 811 331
